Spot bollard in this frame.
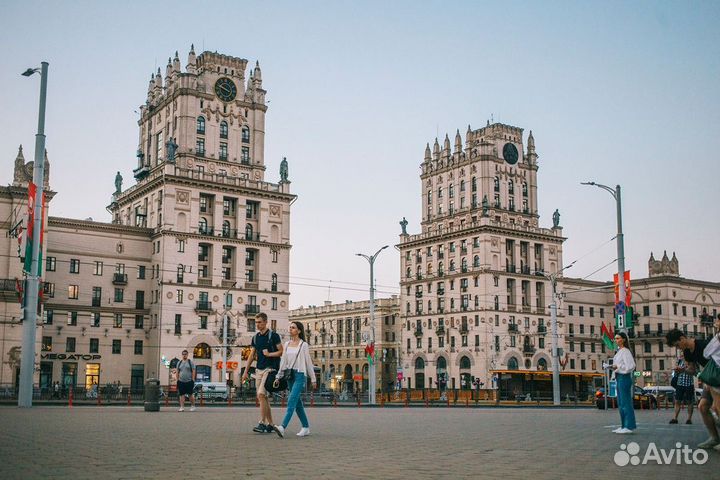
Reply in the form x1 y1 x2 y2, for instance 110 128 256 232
310 393 315 407
447 393 451 408
127 390 131 406
165 394 169 407
68 388 73 409
200 394 205 407
97 390 101 406
404 394 409 408
228 394 232 407
357 394 361 408
466 395 469 408
333 395 338 407
425 395 429 408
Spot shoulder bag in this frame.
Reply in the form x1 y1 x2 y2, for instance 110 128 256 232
265 341 302 393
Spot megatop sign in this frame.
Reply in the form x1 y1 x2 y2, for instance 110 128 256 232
41 353 102 361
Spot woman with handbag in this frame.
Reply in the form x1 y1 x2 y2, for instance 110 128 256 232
271 321 316 438
698 315 720 425
611 332 636 434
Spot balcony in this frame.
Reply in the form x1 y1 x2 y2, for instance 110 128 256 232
133 164 150 181
245 304 260 316
538 325 547 334
112 273 128 285
414 327 423 337
700 313 715 326
523 346 536 356
244 232 261 242
459 324 469 335
245 281 259 290
438 270 444 277
508 324 519 333
195 301 213 313
437 288 445 296
415 291 423 298
520 266 531 275
506 264 516 273
197 278 212 287
416 273 423 280
436 325 445 336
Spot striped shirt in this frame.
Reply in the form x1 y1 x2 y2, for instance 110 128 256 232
676 359 694 388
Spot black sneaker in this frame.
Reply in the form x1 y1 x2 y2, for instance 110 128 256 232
264 424 275 433
253 423 267 433
669 419 678 424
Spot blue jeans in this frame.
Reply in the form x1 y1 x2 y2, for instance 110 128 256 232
282 372 309 429
616 373 637 430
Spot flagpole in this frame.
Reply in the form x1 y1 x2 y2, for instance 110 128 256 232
19 62 49 408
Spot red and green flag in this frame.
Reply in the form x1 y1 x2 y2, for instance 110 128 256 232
364 343 375 365
601 322 616 351
22 182 46 277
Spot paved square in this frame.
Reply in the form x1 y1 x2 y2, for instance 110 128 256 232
0 405 716 479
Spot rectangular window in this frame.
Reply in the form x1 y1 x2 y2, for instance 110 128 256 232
580 359 586 370
241 146 250 164
178 240 185 253
600 308 604 318
589 307 594 317
579 306 584 316
135 315 144 329
196 138 205 156
568 305 574 316
92 313 100 327
46 256 56 271
92 287 102 307
114 314 122 328
89 338 99 354
70 259 80 273
175 314 182 335
199 316 208 330
114 288 124 303
138 266 146 279
682 305 687 316
219 142 228 161
112 340 121 354
176 290 183 303
94 261 103 276
272 297 278 310
570 359 575 369
135 291 145 309
67 312 77 326
42 336 52 351
44 310 54 325
134 340 143 355
643 305 650 316
44 282 55 298
68 285 79 299
656 304 662 315
66 337 76 353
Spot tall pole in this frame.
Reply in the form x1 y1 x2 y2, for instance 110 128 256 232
615 185 627 332
222 282 236 385
582 182 626 333
19 62 49 408
550 277 560 406
357 245 388 405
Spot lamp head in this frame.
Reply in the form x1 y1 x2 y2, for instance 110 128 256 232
580 181 596 186
21 68 38 77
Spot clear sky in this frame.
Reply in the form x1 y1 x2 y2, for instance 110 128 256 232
2 1 719 309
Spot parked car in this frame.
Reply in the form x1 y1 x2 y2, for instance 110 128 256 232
642 386 676 404
595 386 657 409
193 382 229 401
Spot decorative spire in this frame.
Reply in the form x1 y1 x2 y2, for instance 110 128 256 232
443 133 451 153
253 60 262 81
528 130 535 150
424 143 431 161
172 51 181 73
154 67 162 88
187 45 197 73
454 129 462 153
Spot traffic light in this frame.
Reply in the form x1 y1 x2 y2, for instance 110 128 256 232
625 307 637 337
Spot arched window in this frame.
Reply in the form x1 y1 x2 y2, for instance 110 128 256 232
474 295 479 307
471 177 477 192
222 220 231 237
494 296 499 310
416 265 422 278
449 260 455 272
522 182 528 197
415 357 425 370
427 263 433 275
461 258 468 272
220 121 228 139
406 267 411 278
198 217 208 234
537 358 548 371
245 224 254 240
196 116 205 135
193 343 211 359
438 261 444 276
473 255 480 267
271 273 278 292
507 357 519 370
437 356 447 371
460 180 465 192
494 176 500 192
460 356 471 369
241 126 250 143
508 179 514 195
427 300 432 311
176 265 184 283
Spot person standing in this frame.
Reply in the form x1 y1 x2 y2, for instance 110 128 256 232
611 332 636 434
176 350 196 412
669 353 694 424
241 312 283 433
666 327 718 449
271 321 316 438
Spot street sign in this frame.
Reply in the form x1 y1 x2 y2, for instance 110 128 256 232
616 313 625 330
615 301 626 315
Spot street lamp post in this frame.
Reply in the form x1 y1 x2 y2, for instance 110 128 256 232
581 182 626 332
356 245 388 405
18 62 49 408
221 282 237 385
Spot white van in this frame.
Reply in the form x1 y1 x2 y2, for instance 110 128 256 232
194 382 229 401
642 386 676 403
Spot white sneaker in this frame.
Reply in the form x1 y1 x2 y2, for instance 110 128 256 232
272 425 285 438
178 407 184 412
297 427 311 437
190 406 196 412
612 427 623 433
617 428 634 434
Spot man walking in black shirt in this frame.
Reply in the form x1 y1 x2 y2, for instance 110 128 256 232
241 312 283 433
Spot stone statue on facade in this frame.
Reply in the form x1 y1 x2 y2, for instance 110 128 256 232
481 195 489 216
166 137 178 163
280 157 289 182
400 217 408 235
552 209 561 228
114 171 123 194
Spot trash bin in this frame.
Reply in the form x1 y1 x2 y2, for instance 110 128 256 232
144 378 160 412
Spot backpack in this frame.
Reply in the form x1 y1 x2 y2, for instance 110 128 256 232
178 359 195 372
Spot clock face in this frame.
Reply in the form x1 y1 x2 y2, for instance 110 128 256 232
503 143 519 165
214 77 237 102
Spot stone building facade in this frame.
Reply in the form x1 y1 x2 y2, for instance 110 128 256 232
0 48 295 392
290 297 400 394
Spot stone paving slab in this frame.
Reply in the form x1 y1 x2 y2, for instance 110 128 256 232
0 405 716 479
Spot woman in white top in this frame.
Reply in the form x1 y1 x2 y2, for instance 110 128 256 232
271 321 316 438
611 331 637 434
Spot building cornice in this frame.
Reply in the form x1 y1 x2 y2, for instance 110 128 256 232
48 217 153 237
